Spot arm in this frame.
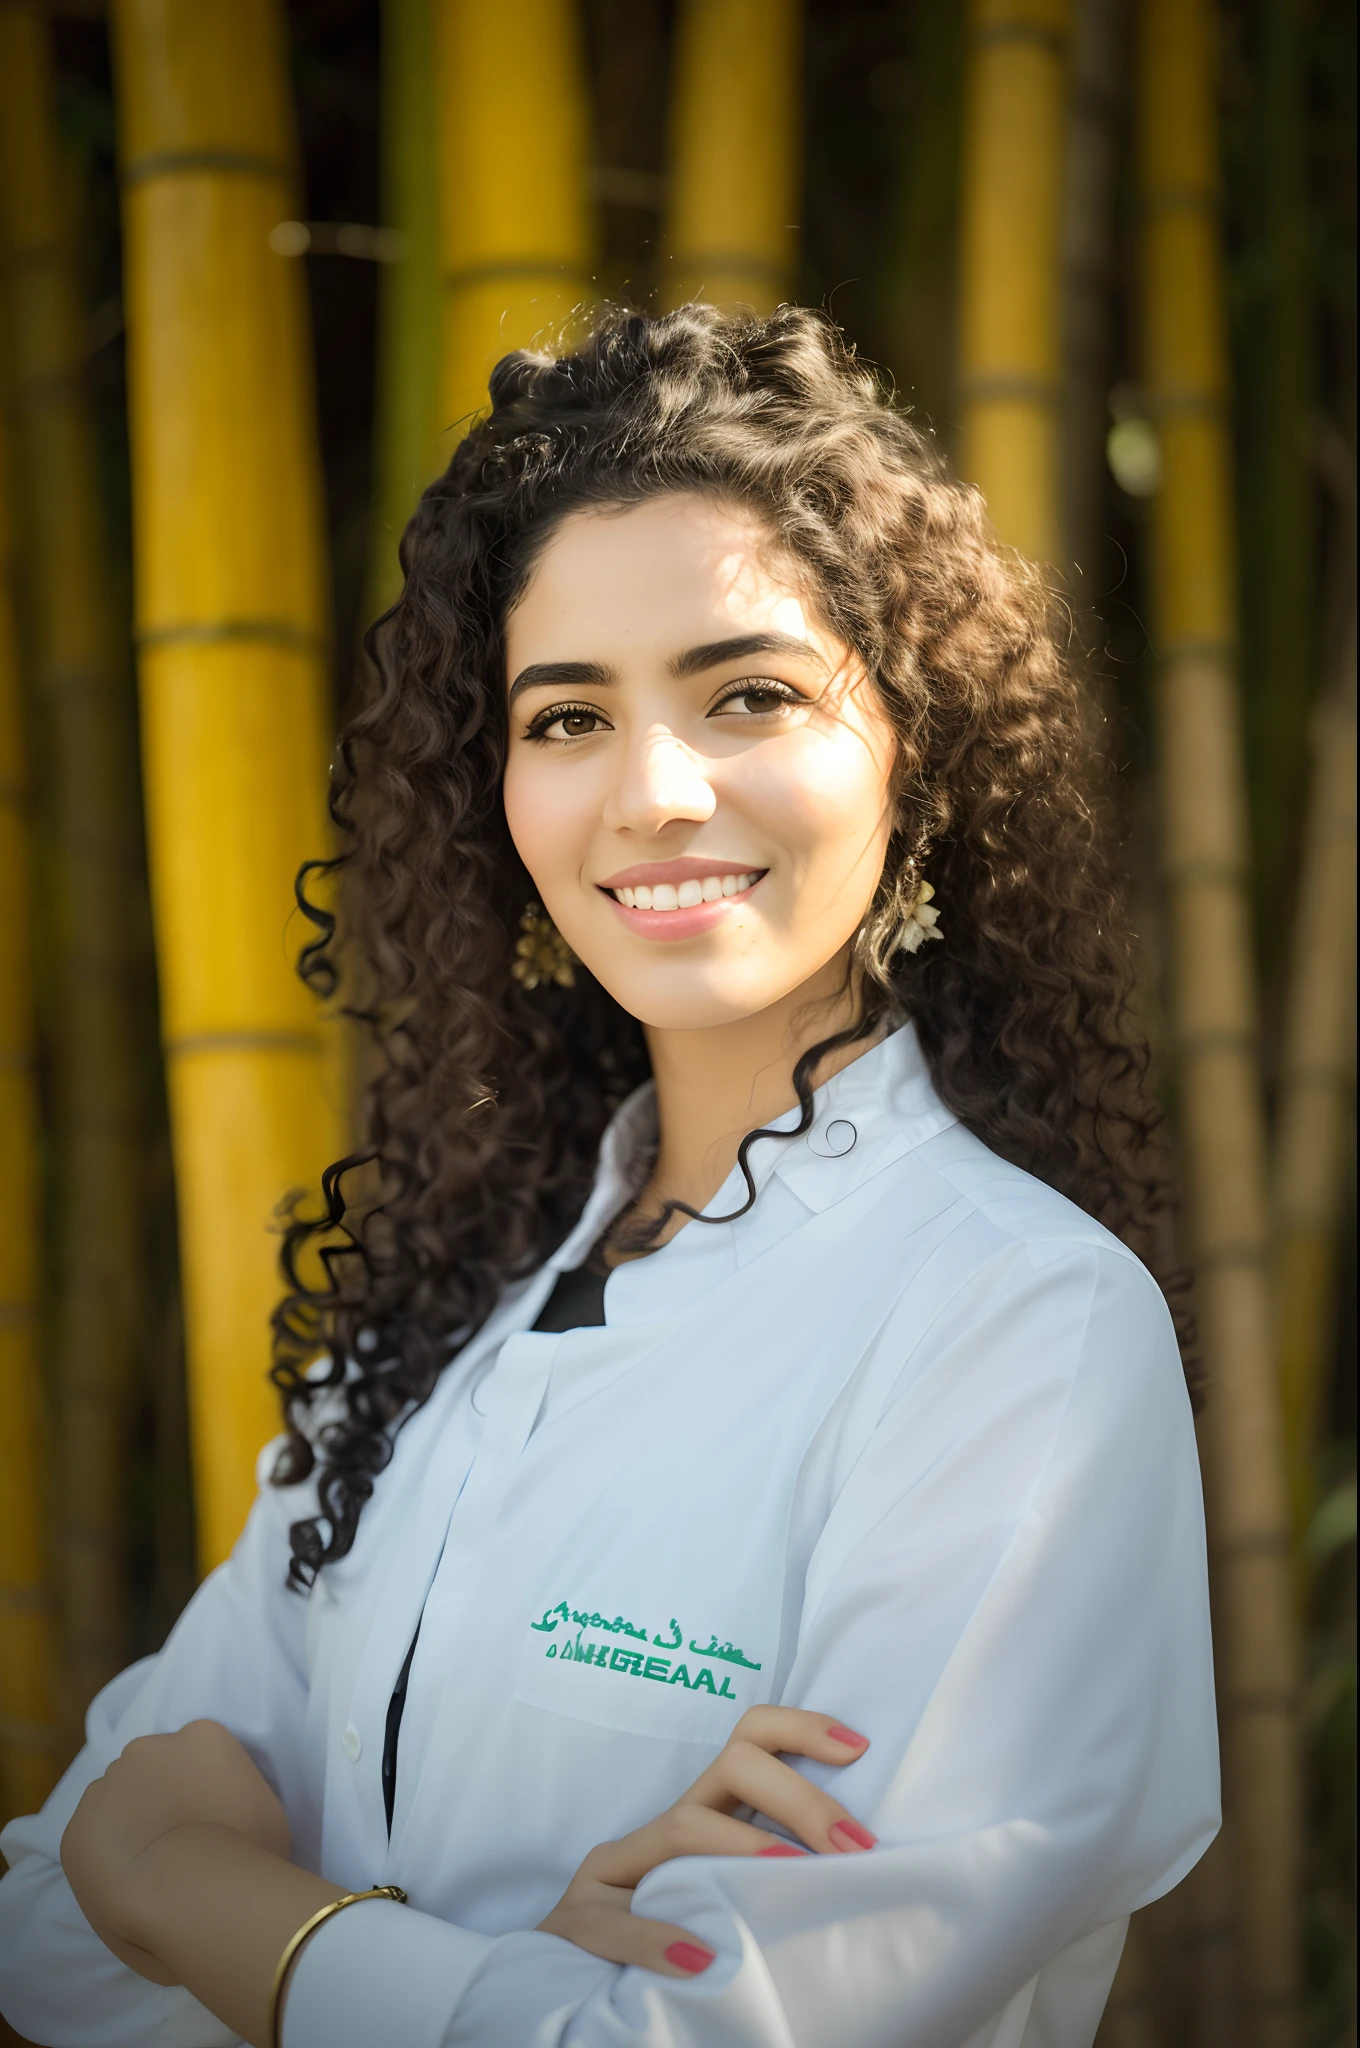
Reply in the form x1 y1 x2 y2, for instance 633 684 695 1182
0 1441 314 2048
55 1708 875 2043
283 1243 1219 2046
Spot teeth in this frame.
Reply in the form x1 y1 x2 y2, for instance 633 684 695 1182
612 872 760 911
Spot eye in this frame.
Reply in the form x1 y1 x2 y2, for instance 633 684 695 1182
524 702 612 742
709 678 805 719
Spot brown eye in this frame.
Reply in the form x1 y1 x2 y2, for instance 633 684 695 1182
527 704 610 741
711 681 798 718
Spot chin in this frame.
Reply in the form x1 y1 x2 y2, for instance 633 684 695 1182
586 962 801 1034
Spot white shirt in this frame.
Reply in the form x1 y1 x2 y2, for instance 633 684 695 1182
0 1025 1219 2048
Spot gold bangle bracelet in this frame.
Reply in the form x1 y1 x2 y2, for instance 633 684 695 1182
269 1884 407 2048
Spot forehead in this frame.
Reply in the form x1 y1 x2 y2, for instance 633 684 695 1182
507 494 828 655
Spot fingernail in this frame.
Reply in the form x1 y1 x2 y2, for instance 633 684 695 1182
828 1818 877 1852
758 1843 809 1857
665 1941 715 1973
827 1723 869 1748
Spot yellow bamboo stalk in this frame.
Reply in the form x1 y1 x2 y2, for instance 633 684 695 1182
1275 601 1356 1538
0 319 60 1827
663 0 803 316
110 0 342 1572
958 0 1071 565
0 0 146 1719
434 0 592 442
1138 2 1302 2040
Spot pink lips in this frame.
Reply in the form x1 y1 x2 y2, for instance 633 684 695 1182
598 856 761 891
597 857 766 942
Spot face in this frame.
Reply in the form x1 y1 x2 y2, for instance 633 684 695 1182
501 494 897 1032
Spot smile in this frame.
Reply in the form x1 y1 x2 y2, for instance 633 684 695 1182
609 872 762 911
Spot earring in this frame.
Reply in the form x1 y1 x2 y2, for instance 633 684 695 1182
511 903 577 989
896 877 943 955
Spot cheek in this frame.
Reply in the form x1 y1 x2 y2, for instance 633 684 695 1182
740 729 893 872
502 755 592 890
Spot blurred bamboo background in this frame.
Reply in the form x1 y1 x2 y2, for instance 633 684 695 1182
0 2 1353 2043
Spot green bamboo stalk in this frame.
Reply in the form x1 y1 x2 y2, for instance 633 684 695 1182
0 0 148 1726
1059 0 1126 593
0 266 62 1830
874 0 965 449
1275 534 1356 1542
367 0 441 622
1244 0 1315 972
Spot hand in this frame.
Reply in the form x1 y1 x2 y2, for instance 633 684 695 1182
537 1706 874 1977
61 1719 290 1985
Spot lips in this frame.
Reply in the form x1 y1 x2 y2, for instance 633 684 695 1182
597 863 767 940
609 871 761 912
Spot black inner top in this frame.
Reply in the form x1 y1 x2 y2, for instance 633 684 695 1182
380 1264 610 1834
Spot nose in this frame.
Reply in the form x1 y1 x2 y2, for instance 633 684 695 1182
601 725 717 836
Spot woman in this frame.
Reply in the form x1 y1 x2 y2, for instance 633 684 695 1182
0 306 1217 2048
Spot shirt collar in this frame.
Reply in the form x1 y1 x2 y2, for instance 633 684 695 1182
552 1020 956 1273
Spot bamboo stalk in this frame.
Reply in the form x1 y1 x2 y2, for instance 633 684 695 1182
875 0 965 452
433 0 593 442
1275 588 1356 1538
1137 2 1302 2039
0 291 61 1827
0 0 147 1721
1247 0 1315 953
1059 0 1125 589
958 0 1072 565
110 0 343 1573
663 0 803 316
367 0 441 621
587 0 668 309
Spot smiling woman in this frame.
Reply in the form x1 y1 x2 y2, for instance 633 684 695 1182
0 306 1218 2048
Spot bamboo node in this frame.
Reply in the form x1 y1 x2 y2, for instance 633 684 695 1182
120 148 289 189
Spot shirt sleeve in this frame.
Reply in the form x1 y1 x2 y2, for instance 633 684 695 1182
283 1241 1221 2048
0 1439 313 2048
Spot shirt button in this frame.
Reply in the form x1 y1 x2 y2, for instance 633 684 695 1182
341 1723 362 1763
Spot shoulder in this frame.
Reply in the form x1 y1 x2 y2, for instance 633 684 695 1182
915 1115 1144 1264
857 1123 1182 1425
875 1114 1165 1312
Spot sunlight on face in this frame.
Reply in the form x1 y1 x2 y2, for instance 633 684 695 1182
502 494 897 1031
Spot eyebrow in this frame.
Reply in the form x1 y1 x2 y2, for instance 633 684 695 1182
669 633 829 679
506 633 828 709
508 659 615 707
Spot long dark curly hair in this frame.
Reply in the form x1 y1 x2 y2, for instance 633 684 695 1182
271 302 1180 1589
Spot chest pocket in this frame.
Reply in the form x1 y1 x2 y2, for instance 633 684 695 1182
513 1582 770 1744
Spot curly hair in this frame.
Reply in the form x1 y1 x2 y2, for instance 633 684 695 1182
271 303 1181 1589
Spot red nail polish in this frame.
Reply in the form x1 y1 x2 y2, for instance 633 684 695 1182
665 1941 715 1973
828 1818 877 1852
827 1723 868 1748
758 1843 809 1857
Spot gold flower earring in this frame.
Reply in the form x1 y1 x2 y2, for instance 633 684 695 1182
511 903 577 989
896 876 943 955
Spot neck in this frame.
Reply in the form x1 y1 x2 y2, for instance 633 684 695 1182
636 952 875 1235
